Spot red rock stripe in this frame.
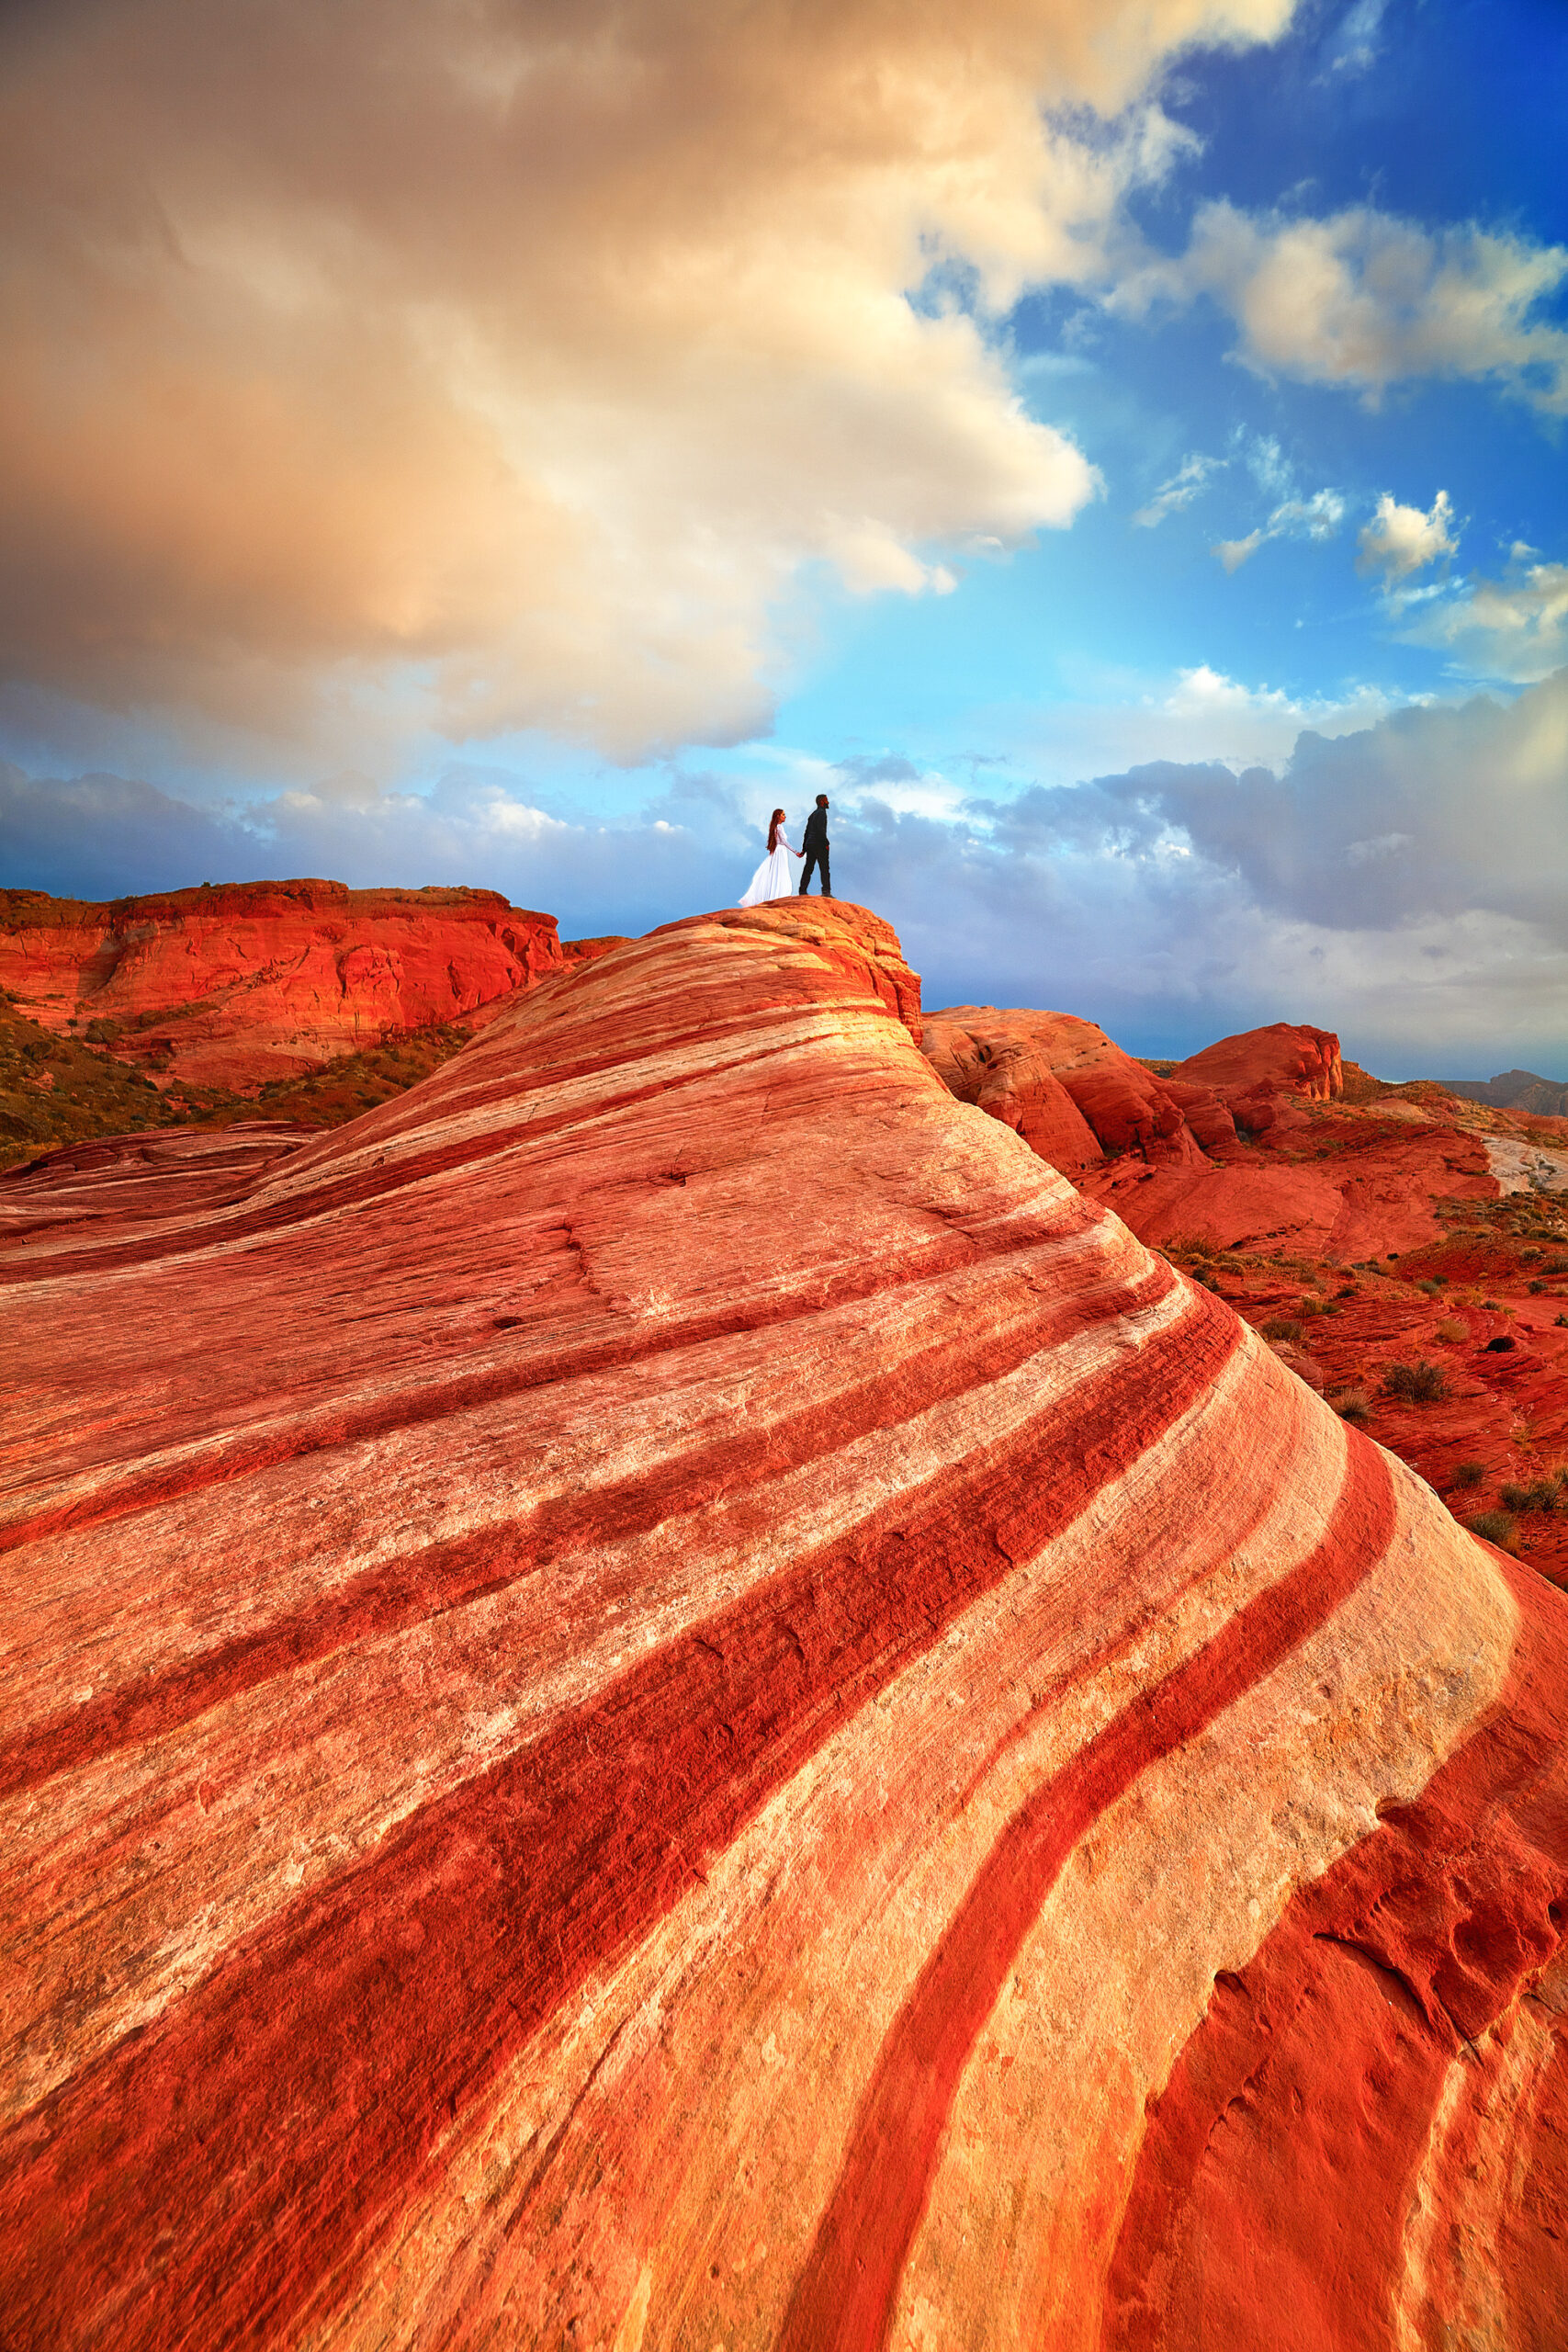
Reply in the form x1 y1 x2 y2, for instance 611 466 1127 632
778 1428 1395 2352
0 1005 899 1285
0 1256 1172 1802
1100 1551 1568 2352
0 1197 1083 1554
0 1296 1236 2352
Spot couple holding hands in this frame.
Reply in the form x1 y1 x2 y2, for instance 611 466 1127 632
739 795 830 906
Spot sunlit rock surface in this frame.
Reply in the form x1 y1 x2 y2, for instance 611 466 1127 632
0 880 564 1092
923 1007 1209 1170
3 902 1565 2351
1170 1019 1344 1109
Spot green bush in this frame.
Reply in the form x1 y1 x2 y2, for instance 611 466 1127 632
1260 1317 1305 1344
1450 1460 1487 1488
1466 1510 1517 1549
1329 1386 1371 1425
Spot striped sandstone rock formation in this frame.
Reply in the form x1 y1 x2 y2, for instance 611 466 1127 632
2 900 1564 2351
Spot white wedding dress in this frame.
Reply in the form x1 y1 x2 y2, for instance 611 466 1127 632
739 835 799 905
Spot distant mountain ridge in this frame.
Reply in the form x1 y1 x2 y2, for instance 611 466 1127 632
1442 1069 1568 1117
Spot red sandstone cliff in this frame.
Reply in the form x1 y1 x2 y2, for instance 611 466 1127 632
0 879 564 1092
2 902 1563 2350
1174 1017 1344 1102
1168 1018 1344 1140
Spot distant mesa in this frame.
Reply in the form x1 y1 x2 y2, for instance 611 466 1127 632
3 899 1564 2349
0 879 619 1096
1442 1069 1568 1119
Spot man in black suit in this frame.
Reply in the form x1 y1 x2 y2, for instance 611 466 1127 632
798 794 831 896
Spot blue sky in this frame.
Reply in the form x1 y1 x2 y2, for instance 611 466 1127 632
1 0 1563 1072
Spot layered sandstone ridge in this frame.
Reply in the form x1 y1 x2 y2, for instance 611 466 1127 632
3 902 1565 2351
0 879 564 1091
924 1008 1347 1178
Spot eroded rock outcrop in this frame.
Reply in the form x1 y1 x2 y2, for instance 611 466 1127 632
0 880 564 1092
924 1006 1211 1169
3 902 1565 2351
1172 1018 1343 1106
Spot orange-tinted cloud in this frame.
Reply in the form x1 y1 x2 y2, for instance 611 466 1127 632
0 0 1295 759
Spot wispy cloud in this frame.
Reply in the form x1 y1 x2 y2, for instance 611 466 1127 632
1213 489 1347 572
1132 452 1224 527
1323 0 1388 78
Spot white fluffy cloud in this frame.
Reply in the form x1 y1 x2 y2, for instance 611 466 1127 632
1401 552 1568 683
0 0 1305 765
1357 490 1458 582
1120 200 1568 411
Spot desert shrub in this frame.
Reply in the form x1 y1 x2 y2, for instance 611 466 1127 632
1450 1460 1487 1487
1418 1278 1442 1295
1529 1279 1546 1294
1160 1234 1214 1264
1500 1477 1564 1514
1381 1360 1449 1403
1329 1386 1371 1424
1431 1273 1450 1285
1260 1317 1305 1344
1466 1510 1517 1549
1558 1313 1568 1329
1435 1319 1468 1342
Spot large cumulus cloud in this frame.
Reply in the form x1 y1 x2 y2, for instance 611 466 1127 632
0 0 1301 763
989 670 1567 937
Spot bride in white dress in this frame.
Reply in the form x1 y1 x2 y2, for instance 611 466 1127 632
739 808 803 905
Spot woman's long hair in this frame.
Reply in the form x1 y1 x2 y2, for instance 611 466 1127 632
767 808 786 853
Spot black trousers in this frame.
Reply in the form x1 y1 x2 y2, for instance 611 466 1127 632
798 848 831 896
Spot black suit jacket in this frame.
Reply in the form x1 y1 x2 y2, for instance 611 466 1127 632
803 807 829 854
